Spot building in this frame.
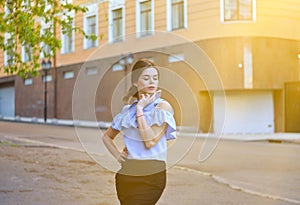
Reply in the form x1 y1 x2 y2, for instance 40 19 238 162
0 0 300 133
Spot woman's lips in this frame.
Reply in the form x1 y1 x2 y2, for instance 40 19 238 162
148 86 155 90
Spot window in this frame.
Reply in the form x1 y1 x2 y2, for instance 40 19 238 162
167 0 187 31
109 1 125 43
43 74 52 82
22 44 32 62
112 8 124 42
63 71 75 79
45 0 51 12
85 15 97 48
112 64 124 71
5 0 15 15
22 0 34 11
136 0 154 37
168 0 187 31
221 0 256 22
86 67 98 75
84 4 98 49
4 35 14 66
172 0 184 29
41 27 51 58
140 1 152 36
60 0 72 5
168 53 184 63
24 78 33 85
147 57 155 62
61 22 75 54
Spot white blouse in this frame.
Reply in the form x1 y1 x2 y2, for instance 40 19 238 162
111 97 176 162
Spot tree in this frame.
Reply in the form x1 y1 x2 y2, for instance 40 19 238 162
0 0 97 78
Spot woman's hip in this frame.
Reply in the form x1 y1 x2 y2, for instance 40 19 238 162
118 159 166 176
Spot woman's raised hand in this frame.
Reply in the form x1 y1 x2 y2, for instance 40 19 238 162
137 91 160 109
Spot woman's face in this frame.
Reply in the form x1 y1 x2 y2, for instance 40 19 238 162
134 67 159 95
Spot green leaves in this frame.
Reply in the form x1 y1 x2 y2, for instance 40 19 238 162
0 0 98 78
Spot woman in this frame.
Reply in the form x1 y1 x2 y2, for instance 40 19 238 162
102 58 176 205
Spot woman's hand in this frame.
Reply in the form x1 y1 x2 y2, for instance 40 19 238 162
117 147 128 163
137 91 161 110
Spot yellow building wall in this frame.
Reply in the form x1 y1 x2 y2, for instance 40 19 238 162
182 0 300 41
1 0 300 72
252 38 299 89
56 0 300 68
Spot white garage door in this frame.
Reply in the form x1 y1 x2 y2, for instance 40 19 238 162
214 91 274 134
0 86 15 117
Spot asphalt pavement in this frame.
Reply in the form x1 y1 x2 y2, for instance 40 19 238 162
1 121 300 204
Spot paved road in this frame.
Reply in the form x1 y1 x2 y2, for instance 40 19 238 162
1 121 300 204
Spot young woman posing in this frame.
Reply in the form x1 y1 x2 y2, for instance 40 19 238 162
103 58 176 205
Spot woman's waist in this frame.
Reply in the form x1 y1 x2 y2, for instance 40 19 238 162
119 159 166 176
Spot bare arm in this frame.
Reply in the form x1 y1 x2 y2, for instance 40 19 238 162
136 99 173 149
102 126 128 163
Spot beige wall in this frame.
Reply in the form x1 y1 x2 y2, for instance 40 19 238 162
274 90 284 132
2 0 300 72
252 38 300 89
196 37 300 90
184 0 300 41
58 0 298 76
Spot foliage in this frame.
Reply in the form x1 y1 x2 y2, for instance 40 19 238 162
0 0 97 78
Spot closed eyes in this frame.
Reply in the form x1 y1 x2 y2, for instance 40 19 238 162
143 75 158 80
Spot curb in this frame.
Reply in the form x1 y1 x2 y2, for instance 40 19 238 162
0 116 111 129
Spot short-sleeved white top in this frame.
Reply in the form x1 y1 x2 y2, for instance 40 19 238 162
111 97 176 162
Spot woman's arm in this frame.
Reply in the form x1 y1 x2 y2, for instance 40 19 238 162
102 126 128 163
136 100 173 149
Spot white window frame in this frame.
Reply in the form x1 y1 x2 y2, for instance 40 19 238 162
61 13 75 54
136 0 154 38
83 4 98 49
4 33 14 66
40 21 52 59
108 1 125 43
220 0 256 23
22 43 32 63
166 0 188 32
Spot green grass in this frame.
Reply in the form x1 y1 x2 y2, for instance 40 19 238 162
0 140 19 147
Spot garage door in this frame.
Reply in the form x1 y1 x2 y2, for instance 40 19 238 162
214 91 274 134
0 86 15 117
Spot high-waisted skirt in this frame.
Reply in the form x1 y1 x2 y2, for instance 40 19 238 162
115 159 166 205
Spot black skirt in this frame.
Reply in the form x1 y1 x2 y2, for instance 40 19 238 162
115 159 166 205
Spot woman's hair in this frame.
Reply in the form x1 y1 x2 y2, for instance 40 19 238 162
123 58 159 104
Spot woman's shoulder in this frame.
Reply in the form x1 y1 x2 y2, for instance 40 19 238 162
155 99 173 113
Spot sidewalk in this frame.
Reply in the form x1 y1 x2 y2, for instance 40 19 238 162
1 117 300 143
181 132 300 144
